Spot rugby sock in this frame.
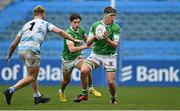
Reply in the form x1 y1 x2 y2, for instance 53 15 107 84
82 89 88 95
8 87 15 94
33 91 41 97
59 88 65 94
88 84 94 91
110 96 116 100
60 85 66 94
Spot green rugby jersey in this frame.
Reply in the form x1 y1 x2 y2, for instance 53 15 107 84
89 21 120 55
62 26 85 60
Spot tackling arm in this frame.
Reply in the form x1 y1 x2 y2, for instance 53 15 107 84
67 41 89 53
52 27 82 43
68 34 89 52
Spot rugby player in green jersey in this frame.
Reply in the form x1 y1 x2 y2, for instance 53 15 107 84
73 6 120 104
58 13 101 102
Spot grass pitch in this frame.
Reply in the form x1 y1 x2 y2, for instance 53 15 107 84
0 85 180 110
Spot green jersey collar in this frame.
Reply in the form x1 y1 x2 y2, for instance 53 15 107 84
70 26 79 33
101 20 113 27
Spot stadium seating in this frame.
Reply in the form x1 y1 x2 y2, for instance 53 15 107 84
1 12 180 41
0 0 180 60
0 0 12 10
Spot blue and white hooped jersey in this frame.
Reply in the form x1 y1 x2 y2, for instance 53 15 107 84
17 18 56 54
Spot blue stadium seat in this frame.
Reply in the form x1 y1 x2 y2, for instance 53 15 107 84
1 0 180 60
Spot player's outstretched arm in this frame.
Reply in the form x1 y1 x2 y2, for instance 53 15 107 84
6 35 21 62
52 27 82 43
68 41 89 53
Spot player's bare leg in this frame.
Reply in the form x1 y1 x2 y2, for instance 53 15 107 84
73 63 89 102
74 60 99 102
14 66 39 90
59 70 72 102
76 59 92 93
88 74 101 97
107 72 118 104
4 66 39 105
77 60 101 97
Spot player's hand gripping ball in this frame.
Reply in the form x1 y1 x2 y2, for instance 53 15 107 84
95 24 106 40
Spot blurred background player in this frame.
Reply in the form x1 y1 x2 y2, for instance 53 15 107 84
4 5 81 105
59 13 101 102
73 6 120 104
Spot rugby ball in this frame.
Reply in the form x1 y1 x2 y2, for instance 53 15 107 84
95 24 106 40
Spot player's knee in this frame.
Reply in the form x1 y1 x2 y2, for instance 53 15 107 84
81 68 90 75
30 76 37 82
80 69 90 79
80 71 88 79
81 64 92 74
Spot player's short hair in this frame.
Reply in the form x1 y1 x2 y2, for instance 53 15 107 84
33 5 46 16
104 6 117 15
69 13 81 22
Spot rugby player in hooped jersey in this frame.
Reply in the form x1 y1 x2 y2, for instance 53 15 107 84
4 5 81 105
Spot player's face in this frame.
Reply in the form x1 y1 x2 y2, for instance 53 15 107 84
105 13 116 25
71 19 81 31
